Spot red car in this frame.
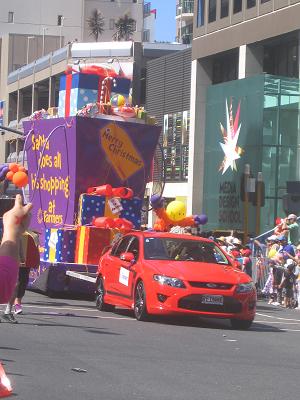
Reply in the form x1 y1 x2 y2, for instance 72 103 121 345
96 231 256 329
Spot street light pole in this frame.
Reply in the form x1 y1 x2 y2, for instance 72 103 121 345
59 16 65 48
26 36 34 64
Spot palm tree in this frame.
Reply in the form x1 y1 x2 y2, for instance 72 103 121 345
87 9 105 42
113 14 136 41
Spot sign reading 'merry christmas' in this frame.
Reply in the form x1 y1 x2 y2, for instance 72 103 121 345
24 116 161 241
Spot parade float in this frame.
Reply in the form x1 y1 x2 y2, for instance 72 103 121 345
16 63 161 296
1 62 208 297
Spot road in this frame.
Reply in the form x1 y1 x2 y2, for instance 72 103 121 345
1 291 299 400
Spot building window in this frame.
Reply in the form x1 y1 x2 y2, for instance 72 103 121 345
208 0 216 22
247 0 256 8
143 29 150 42
133 0 137 3
144 2 151 17
197 0 205 26
261 0 270 3
212 50 238 84
233 0 242 13
8 11 14 23
220 0 229 18
263 40 298 78
109 19 115 30
57 15 63 26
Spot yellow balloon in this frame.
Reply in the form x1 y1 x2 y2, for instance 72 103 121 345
166 201 186 222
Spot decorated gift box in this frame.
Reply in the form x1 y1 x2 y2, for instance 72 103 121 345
58 73 100 118
78 194 142 229
75 226 113 265
44 228 77 263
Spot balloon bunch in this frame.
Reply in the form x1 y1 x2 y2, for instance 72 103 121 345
150 195 208 232
0 163 29 188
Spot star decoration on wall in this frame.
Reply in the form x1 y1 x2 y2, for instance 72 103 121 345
219 99 244 175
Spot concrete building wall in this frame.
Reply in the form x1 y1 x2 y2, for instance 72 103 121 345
193 0 300 59
0 0 83 44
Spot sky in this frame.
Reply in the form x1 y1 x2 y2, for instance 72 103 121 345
150 0 177 42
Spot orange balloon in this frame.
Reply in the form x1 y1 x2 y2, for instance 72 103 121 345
9 163 19 173
18 166 26 172
6 171 14 181
12 171 28 188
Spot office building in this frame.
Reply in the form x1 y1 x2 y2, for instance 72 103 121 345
189 0 300 233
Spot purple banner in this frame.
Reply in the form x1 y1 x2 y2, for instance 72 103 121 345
23 116 161 246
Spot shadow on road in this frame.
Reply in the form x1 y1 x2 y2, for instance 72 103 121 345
0 347 20 351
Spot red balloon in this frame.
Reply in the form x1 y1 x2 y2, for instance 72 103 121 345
9 163 19 173
275 217 282 226
12 171 28 188
6 171 14 181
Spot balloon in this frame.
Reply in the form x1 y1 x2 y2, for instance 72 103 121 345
110 94 126 107
166 201 186 222
9 163 19 173
6 171 14 181
0 166 9 180
275 217 282 226
195 214 208 225
18 166 27 172
12 171 28 188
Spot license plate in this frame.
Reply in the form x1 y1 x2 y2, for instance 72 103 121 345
202 295 223 305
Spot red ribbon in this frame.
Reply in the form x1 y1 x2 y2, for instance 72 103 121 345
65 72 73 117
86 184 133 199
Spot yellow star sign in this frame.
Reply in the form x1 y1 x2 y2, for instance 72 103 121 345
100 123 144 181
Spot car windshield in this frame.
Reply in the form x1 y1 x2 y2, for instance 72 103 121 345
143 237 229 264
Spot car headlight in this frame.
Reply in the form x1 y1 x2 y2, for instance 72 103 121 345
236 282 255 293
153 275 186 288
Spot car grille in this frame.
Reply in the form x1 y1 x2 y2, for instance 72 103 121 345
178 295 242 313
188 282 233 290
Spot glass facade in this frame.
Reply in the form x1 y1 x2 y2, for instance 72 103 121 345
203 75 300 233
163 111 190 182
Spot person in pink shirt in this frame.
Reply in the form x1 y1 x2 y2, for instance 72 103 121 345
0 195 32 305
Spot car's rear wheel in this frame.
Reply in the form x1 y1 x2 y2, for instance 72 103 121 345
95 277 114 312
134 280 149 321
230 318 253 330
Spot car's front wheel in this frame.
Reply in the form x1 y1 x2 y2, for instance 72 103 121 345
95 277 115 312
134 280 149 321
230 318 253 330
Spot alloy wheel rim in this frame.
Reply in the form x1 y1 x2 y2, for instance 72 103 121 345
96 280 104 307
135 282 144 317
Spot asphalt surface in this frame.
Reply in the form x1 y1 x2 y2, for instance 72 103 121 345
1 291 300 400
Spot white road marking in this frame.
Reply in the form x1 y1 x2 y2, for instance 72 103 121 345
256 313 300 323
1 304 135 321
255 321 300 325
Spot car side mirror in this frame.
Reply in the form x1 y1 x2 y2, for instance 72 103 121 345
120 252 135 265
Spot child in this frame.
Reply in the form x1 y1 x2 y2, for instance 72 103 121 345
279 263 297 308
262 259 276 304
